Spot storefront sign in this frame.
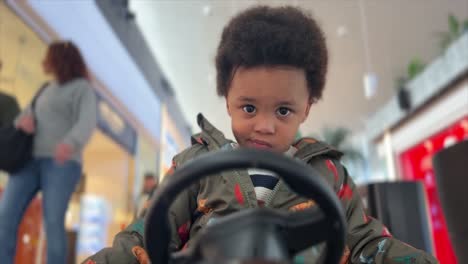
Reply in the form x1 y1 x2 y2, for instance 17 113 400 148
96 93 137 155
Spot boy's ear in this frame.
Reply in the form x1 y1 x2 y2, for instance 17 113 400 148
302 102 312 122
226 99 232 116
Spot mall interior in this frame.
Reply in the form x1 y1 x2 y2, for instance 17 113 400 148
0 1 467 263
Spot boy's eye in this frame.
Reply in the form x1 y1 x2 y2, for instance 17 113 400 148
277 107 291 117
242 105 256 114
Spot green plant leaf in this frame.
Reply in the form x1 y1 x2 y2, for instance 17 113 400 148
309 127 364 163
407 58 426 80
321 127 350 149
340 147 365 162
448 14 460 37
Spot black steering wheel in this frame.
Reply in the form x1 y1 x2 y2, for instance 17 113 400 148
144 149 346 264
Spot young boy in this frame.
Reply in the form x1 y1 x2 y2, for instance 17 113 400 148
84 6 438 264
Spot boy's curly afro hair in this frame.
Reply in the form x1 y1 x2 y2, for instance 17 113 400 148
215 6 328 103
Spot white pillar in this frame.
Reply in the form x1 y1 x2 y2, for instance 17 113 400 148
383 131 397 181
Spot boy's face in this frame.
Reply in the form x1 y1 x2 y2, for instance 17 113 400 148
226 66 311 153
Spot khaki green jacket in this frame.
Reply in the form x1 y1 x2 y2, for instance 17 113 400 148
85 114 438 264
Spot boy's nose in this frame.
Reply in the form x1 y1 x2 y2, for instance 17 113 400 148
254 116 275 134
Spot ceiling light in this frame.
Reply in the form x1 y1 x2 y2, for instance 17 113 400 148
202 5 212 16
363 72 378 99
337 25 348 37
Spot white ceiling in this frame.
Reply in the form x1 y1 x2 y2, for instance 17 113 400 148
129 0 468 139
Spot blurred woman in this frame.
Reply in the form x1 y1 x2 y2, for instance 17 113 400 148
0 41 97 264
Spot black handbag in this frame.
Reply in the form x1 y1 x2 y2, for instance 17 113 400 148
0 84 48 174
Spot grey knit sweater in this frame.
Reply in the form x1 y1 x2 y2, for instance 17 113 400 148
16 78 97 163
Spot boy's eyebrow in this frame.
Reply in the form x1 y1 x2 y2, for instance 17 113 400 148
237 96 256 102
237 96 296 106
276 100 295 106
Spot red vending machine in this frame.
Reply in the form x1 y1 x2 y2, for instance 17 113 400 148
399 116 468 264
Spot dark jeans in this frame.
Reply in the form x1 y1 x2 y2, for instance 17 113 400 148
0 157 81 264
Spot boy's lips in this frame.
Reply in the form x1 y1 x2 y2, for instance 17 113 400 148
247 139 272 149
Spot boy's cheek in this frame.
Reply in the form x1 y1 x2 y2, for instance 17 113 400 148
231 123 249 142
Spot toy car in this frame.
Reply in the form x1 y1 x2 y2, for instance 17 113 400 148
144 149 346 264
